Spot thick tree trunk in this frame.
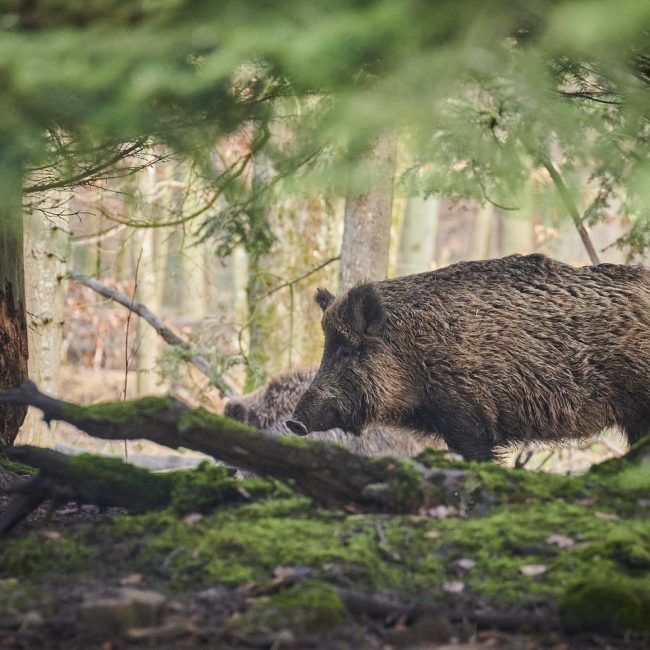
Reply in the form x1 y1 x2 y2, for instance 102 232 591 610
396 196 439 276
18 210 69 446
0 167 28 445
339 135 397 291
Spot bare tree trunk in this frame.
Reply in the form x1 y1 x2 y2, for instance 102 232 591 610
18 210 69 446
501 210 534 256
339 135 397 291
472 203 494 260
396 196 439 276
0 166 28 445
244 151 274 390
135 165 163 396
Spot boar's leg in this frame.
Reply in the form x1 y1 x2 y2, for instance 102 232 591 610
438 421 496 461
415 404 496 461
621 417 650 446
445 438 495 462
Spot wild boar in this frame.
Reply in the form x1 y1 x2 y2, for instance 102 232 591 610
225 368 438 456
287 254 650 460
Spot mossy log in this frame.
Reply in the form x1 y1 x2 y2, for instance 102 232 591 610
0 381 465 513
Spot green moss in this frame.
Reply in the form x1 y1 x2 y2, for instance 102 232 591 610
0 453 36 477
1 437 648 640
0 532 92 578
169 462 283 514
605 526 650 569
617 464 650 493
63 396 178 423
560 578 650 635
65 454 175 511
178 407 256 435
0 579 44 614
383 459 424 511
230 580 348 635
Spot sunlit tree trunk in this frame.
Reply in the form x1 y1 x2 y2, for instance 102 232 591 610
472 203 494 260
501 210 534 256
244 151 275 391
339 135 397 291
0 166 28 444
136 166 162 396
396 195 439 276
18 209 69 446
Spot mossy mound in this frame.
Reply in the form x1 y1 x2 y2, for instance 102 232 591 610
560 577 650 635
229 580 349 635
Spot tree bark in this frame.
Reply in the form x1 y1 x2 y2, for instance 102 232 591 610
396 196 439 276
19 210 69 446
339 135 397 291
136 165 162 396
0 166 28 445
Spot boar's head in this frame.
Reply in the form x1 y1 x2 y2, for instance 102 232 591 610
287 284 389 436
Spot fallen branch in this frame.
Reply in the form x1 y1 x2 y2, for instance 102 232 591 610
68 272 238 398
0 381 465 513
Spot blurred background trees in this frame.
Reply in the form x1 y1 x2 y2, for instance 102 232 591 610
0 0 648 462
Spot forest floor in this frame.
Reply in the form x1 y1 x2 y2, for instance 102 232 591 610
0 438 648 650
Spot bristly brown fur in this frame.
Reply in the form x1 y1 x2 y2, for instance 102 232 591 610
291 254 650 460
224 368 438 456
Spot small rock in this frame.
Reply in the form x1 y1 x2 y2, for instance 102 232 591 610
595 511 620 521
119 574 143 586
424 529 440 539
442 581 465 593
80 588 166 639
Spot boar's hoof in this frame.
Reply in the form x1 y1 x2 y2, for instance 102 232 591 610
286 419 309 436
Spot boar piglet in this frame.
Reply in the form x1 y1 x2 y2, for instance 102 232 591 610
225 368 438 457
288 254 650 461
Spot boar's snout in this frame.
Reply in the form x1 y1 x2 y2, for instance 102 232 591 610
286 419 309 436
288 394 349 435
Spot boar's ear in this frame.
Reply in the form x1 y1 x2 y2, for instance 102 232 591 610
315 287 335 312
349 284 385 339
